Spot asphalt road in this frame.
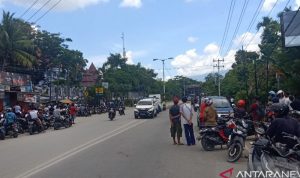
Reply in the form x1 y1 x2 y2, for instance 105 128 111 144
0 107 247 178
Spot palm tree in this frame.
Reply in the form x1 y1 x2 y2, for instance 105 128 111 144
0 11 36 71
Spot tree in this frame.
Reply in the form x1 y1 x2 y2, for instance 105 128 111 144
0 11 36 70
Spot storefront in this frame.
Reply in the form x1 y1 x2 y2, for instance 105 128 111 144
0 72 34 111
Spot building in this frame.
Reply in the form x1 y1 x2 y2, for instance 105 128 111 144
81 63 102 87
0 71 34 111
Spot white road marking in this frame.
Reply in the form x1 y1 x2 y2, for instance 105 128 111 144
16 119 147 178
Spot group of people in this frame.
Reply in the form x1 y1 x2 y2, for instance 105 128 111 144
168 90 300 148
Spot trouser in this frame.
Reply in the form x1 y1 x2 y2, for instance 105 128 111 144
183 123 196 145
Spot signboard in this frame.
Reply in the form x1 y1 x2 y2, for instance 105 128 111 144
0 72 31 86
84 90 89 97
281 10 300 47
102 82 109 89
95 87 104 94
24 94 37 103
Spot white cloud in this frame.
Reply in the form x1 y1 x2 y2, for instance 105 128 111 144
120 0 142 8
171 30 263 77
203 43 219 54
262 0 284 12
125 50 147 64
86 55 108 68
187 36 198 43
3 0 109 11
294 0 300 10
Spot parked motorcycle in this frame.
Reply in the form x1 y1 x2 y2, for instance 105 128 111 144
199 116 235 151
108 108 116 121
248 132 300 174
53 115 72 130
5 123 18 138
118 107 125 115
0 117 5 140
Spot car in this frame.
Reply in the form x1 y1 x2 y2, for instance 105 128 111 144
208 96 234 118
134 98 158 119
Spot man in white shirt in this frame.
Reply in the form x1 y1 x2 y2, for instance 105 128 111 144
180 96 196 146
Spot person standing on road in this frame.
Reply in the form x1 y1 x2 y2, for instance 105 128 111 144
203 98 217 127
69 103 77 124
180 96 196 146
169 96 183 145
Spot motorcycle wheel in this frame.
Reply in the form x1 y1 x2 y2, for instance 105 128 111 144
54 123 59 130
13 132 18 138
29 127 34 135
227 142 243 162
201 135 215 151
0 132 5 140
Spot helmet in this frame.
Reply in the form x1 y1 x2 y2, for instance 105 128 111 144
6 107 12 112
237 100 246 107
204 98 213 105
269 91 276 96
270 103 289 117
277 90 283 95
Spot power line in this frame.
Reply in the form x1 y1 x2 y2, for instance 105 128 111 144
219 0 236 57
19 0 40 19
225 0 249 55
239 0 264 47
27 0 52 22
34 0 62 23
245 0 285 50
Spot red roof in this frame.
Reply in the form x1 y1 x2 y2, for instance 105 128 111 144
81 63 100 87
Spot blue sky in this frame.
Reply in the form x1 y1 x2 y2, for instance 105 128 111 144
1 0 299 80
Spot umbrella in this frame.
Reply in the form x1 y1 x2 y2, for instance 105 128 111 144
60 99 73 104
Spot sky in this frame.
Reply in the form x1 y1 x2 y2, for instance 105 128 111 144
1 0 300 81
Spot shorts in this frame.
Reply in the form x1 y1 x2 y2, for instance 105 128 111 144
170 121 182 138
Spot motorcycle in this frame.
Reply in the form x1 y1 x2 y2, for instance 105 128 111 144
26 113 44 135
118 107 125 115
199 116 235 151
5 123 18 138
0 117 5 140
53 115 72 130
248 132 300 174
108 108 116 121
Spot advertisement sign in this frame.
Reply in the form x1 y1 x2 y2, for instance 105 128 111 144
102 82 109 89
0 72 31 86
95 87 104 94
24 94 37 103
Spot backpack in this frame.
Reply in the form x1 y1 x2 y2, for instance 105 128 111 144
5 112 15 124
256 106 265 118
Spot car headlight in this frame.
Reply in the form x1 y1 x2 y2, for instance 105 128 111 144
148 107 154 112
134 109 138 112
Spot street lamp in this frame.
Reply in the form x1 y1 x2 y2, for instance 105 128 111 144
153 57 173 101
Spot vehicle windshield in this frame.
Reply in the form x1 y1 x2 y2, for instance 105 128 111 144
137 101 152 106
212 99 231 108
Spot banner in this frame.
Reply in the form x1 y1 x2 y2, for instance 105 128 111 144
0 72 31 86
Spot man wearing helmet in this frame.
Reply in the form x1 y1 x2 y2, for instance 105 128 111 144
169 96 183 145
203 98 217 127
277 90 285 104
4 107 17 130
266 103 300 148
234 100 246 118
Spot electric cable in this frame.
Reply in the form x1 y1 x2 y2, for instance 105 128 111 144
34 0 62 23
19 0 40 19
27 0 52 22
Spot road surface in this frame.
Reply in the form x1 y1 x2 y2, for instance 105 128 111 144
0 107 247 178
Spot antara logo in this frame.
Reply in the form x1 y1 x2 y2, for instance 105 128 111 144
219 168 234 178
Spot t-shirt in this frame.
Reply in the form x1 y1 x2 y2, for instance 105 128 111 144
180 103 193 125
69 106 77 116
169 104 181 122
29 110 38 119
14 105 21 113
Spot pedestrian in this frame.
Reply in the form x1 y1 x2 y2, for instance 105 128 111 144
203 98 217 127
169 96 183 145
69 103 77 124
180 96 196 146
249 96 265 122
277 90 285 104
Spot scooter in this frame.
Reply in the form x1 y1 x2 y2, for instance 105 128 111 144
108 108 116 121
118 107 125 115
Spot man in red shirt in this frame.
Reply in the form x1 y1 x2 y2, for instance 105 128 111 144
69 103 77 124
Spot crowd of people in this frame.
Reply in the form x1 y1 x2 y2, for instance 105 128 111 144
168 90 300 148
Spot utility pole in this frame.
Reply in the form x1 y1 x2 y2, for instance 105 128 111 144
213 58 224 96
121 32 126 59
254 58 258 96
153 57 173 101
